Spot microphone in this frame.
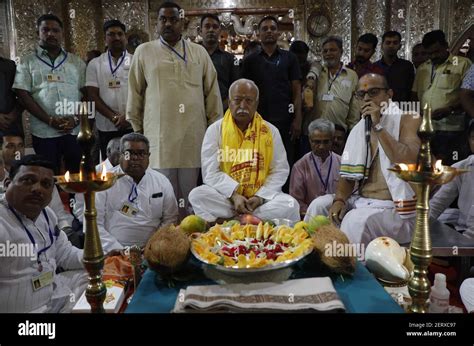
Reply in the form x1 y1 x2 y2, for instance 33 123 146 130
365 114 372 143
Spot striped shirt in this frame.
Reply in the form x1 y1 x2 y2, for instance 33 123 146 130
0 199 83 312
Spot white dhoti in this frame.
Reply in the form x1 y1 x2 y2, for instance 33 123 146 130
189 184 300 223
304 194 415 247
158 168 200 221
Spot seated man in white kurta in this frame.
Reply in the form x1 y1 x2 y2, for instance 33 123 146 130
304 74 421 247
189 79 300 223
95 133 178 253
0 155 87 313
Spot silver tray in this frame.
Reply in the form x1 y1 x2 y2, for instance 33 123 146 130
190 222 313 277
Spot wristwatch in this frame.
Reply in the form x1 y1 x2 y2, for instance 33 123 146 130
373 123 383 132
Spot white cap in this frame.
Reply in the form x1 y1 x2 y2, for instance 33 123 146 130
460 278 474 313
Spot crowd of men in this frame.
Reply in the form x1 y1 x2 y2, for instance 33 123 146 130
0 0 473 313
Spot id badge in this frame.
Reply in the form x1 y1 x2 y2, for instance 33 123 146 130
47 74 63 82
120 201 138 217
108 80 121 88
322 93 334 101
32 270 54 291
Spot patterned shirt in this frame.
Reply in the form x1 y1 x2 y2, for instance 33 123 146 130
13 46 86 138
461 64 474 91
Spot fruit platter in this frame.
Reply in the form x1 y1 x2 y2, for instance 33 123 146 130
190 220 314 276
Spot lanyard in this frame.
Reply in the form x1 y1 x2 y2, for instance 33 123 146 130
8 206 54 271
430 64 437 85
108 50 126 78
311 153 333 192
128 182 138 203
160 37 186 63
35 49 68 72
328 65 343 91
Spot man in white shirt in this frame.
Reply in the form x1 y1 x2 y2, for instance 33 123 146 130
95 133 178 253
0 155 86 312
430 121 474 238
1 131 75 234
189 79 300 223
86 19 133 159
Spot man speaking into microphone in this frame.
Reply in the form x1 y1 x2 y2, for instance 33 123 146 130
305 73 422 247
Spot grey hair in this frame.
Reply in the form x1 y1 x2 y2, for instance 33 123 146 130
308 119 335 136
229 78 259 101
106 137 121 155
120 132 150 152
322 36 343 50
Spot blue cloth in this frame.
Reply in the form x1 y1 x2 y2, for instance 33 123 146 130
126 259 403 313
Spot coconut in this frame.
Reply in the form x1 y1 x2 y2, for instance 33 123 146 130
311 224 356 275
145 224 190 274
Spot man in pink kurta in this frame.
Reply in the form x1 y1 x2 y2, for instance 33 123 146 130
290 119 341 216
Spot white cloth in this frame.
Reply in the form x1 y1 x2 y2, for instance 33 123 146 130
94 166 178 253
96 158 114 173
157 167 199 220
430 155 474 234
85 50 132 132
460 278 474 313
190 184 300 223
0 198 84 312
304 194 415 247
189 118 300 222
172 277 344 313
73 160 115 221
340 101 416 218
49 187 74 230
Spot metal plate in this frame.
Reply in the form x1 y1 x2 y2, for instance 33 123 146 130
190 222 313 277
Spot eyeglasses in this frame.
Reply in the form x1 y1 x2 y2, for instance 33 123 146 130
122 150 150 159
354 87 388 100
158 16 180 24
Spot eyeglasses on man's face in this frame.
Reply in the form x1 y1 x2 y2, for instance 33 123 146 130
354 87 388 100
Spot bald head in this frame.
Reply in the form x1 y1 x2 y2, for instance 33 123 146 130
356 73 393 105
358 73 389 90
106 137 121 167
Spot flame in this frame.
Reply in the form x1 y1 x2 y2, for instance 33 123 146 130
100 164 107 181
398 163 409 171
65 171 70 182
79 170 83 181
435 160 443 173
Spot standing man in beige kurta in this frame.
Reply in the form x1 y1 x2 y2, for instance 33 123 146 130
126 1 223 219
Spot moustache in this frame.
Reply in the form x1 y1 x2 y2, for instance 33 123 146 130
236 109 249 115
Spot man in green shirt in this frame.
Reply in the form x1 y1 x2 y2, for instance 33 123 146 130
13 14 86 174
412 30 471 165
